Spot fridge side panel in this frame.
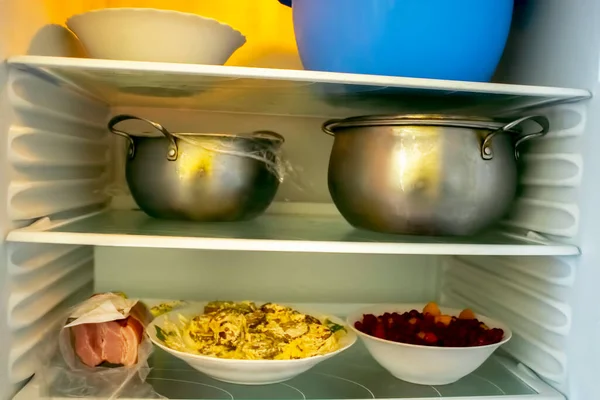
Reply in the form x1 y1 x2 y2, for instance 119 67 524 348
495 0 600 89
0 38 13 400
1 68 110 397
442 255 576 394
566 93 600 400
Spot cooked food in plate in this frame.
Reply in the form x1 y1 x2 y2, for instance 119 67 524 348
156 301 346 360
149 301 357 384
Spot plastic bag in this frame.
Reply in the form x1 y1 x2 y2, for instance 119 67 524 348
33 292 165 399
174 132 290 184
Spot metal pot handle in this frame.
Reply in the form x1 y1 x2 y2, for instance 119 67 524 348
481 115 550 161
108 114 179 161
251 130 286 143
322 119 341 136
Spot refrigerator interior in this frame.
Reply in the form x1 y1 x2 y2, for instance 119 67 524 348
2 0 600 399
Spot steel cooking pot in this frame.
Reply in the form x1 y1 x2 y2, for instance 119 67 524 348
322 115 549 236
108 115 284 222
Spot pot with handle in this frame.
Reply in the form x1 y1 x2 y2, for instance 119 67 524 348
322 114 549 236
109 115 284 222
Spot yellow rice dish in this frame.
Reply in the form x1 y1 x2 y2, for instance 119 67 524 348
156 301 346 360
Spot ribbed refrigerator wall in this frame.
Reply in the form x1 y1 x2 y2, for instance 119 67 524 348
3 69 110 396
494 2 600 399
441 255 575 393
501 104 584 239
440 101 588 395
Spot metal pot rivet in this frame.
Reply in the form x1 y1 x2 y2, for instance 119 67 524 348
484 147 492 155
168 149 177 157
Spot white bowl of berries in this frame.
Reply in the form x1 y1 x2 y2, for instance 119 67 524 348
347 302 511 385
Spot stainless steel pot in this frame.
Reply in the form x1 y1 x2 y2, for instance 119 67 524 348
322 114 549 236
108 115 284 221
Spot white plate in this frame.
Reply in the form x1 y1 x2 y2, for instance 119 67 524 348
347 303 512 385
148 301 357 385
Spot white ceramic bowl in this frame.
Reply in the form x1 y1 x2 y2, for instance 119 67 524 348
347 303 511 385
66 8 246 64
148 302 357 385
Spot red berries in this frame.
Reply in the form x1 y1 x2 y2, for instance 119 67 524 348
355 304 504 348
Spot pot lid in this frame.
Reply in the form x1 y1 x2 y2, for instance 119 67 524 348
323 114 511 134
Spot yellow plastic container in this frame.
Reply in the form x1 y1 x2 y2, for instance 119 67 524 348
47 0 301 68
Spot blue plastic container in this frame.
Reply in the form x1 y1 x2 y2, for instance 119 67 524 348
278 0 514 82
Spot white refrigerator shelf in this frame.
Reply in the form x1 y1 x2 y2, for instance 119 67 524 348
15 343 563 400
7 207 580 256
7 56 591 117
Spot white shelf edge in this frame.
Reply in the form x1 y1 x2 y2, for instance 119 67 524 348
6 216 581 258
2 231 579 255
7 56 592 99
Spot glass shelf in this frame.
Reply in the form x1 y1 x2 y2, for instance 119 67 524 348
15 343 562 400
7 209 580 256
8 56 591 117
